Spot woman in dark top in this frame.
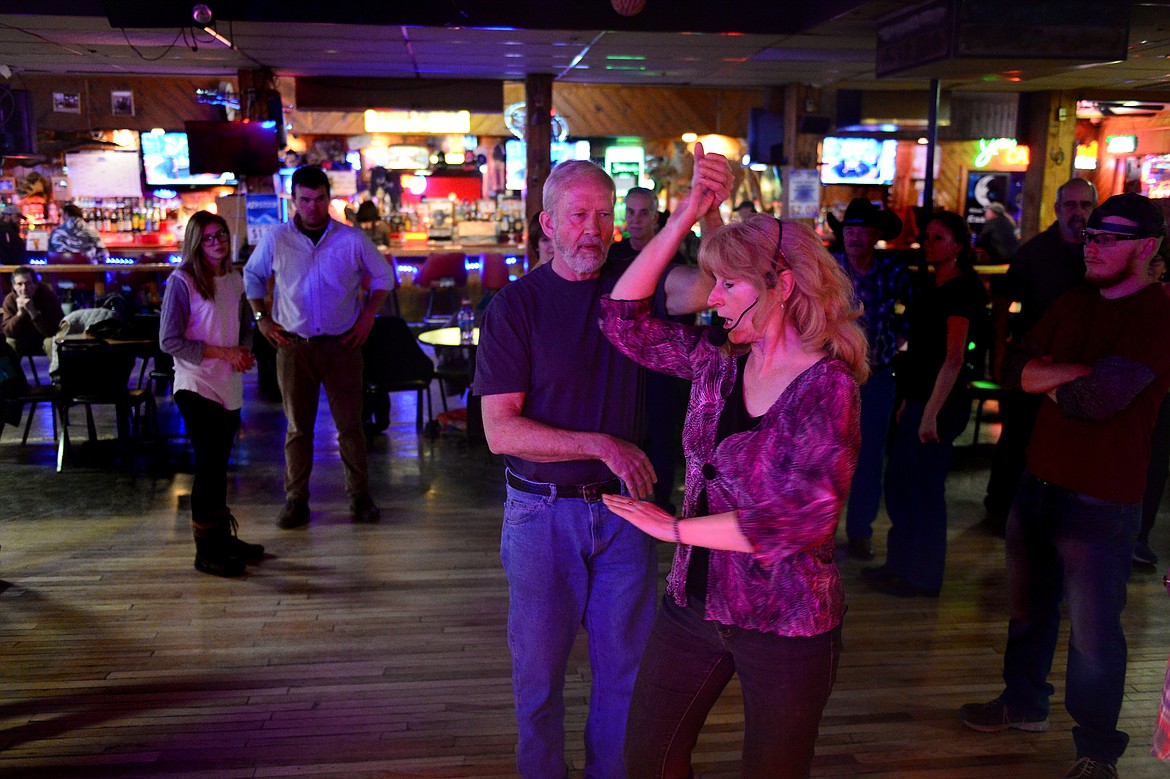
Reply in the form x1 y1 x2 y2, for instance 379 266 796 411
864 210 988 597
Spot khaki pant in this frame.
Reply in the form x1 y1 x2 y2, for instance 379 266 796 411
275 338 368 503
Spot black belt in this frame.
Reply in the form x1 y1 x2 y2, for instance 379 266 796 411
506 471 622 503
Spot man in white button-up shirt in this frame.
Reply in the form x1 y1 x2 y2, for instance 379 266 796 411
245 166 392 528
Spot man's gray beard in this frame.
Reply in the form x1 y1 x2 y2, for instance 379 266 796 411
559 250 607 276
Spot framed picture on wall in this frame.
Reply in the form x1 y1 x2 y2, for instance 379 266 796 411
52 92 81 114
111 91 135 117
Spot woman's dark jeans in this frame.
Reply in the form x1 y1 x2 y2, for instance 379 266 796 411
624 594 841 778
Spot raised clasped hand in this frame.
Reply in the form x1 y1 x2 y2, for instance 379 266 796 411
690 141 734 213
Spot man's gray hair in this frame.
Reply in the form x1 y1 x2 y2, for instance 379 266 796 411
543 160 614 217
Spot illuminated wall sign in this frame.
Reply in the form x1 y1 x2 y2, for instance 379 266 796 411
364 110 471 134
604 145 645 198
974 138 1029 169
1074 141 1099 170
1105 135 1137 154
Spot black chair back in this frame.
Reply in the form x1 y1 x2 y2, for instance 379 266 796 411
363 316 435 386
56 341 136 401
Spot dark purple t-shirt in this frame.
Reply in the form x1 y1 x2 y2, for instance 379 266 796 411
474 260 644 485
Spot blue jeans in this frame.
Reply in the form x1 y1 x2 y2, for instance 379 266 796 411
625 595 841 778
883 398 970 591
1001 473 1139 763
501 475 657 779
845 366 896 541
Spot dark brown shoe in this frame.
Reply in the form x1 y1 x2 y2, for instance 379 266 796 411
277 498 310 529
350 494 380 524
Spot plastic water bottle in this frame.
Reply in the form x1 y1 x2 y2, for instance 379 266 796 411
457 298 475 344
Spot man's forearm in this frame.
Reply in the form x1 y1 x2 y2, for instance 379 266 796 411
483 411 610 463
362 289 389 317
1020 357 1091 394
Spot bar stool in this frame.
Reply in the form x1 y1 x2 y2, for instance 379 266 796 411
414 252 467 324
479 252 510 304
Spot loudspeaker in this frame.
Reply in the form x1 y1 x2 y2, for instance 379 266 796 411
836 89 862 130
266 92 287 148
0 88 36 157
799 116 831 135
748 108 784 166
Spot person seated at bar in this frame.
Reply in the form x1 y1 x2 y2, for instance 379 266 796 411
2 265 64 358
49 203 109 261
598 190 866 775
355 200 391 248
1 204 28 266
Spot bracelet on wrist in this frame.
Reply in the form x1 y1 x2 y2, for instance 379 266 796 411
672 517 682 545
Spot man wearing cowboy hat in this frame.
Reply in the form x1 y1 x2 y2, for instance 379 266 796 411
831 198 912 560
1 204 27 266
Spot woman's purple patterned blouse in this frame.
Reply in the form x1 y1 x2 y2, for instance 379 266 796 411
600 297 860 637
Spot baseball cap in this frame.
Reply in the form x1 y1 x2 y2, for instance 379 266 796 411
1086 193 1166 238
2 204 25 219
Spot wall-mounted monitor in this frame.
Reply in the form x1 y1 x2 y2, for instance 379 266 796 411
140 131 236 187
185 120 280 177
504 139 592 192
820 137 897 186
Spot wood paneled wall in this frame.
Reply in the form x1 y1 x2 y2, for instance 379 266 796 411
507 82 764 139
18 75 233 133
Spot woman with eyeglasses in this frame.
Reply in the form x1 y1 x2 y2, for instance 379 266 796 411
597 165 866 776
863 210 988 597
160 211 262 577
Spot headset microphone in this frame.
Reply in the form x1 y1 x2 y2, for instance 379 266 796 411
706 296 759 347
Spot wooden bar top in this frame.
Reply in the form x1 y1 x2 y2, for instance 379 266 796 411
1 263 178 274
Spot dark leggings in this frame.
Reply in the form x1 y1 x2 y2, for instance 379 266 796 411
174 390 240 525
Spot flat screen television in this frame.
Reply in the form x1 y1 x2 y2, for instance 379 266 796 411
820 137 897 186
504 139 592 191
140 131 236 187
185 120 280 177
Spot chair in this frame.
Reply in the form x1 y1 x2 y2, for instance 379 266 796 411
968 379 1007 447
0 349 60 446
479 252 510 304
54 339 156 471
17 353 43 385
0 383 62 446
414 252 468 324
361 316 436 434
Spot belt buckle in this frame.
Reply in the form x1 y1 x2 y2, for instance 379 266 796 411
581 483 603 503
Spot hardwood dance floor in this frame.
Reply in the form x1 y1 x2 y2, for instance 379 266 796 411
1 365 1168 778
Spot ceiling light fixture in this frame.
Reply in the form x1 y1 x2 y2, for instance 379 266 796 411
192 4 233 49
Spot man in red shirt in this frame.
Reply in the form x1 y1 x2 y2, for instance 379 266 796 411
960 193 1170 779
